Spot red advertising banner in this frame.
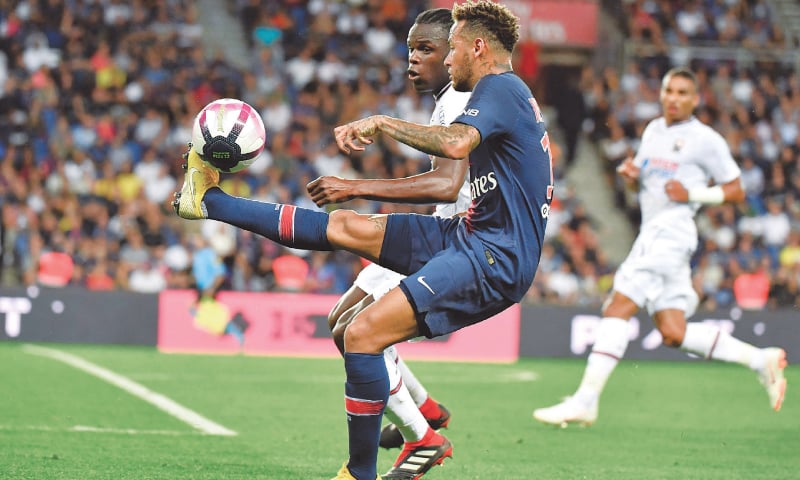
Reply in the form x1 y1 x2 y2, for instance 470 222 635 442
158 290 520 363
432 0 598 47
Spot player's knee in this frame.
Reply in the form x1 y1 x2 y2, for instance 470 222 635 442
326 209 361 243
602 302 628 319
342 312 382 353
601 292 638 319
659 323 684 347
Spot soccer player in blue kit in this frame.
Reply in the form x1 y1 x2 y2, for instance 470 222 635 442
173 1 553 478
309 8 471 479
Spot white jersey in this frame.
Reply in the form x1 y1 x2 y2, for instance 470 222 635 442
633 116 741 238
354 83 471 299
615 116 741 317
431 83 472 218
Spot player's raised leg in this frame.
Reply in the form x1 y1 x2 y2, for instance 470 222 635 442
174 145 219 220
677 321 787 411
173 148 383 262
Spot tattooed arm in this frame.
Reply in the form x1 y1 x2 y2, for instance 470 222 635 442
334 114 481 160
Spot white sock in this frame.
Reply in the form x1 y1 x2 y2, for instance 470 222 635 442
394 350 430 407
574 317 630 406
383 347 428 443
680 322 765 370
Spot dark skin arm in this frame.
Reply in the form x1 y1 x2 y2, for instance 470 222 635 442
307 156 469 207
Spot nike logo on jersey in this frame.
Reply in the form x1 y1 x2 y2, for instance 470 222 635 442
417 276 435 295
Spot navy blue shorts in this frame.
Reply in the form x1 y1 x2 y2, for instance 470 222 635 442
379 214 515 338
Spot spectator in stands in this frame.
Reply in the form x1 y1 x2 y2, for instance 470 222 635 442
769 262 800 309
733 258 771 310
544 262 580 306
552 73 585 170
761 196 791 265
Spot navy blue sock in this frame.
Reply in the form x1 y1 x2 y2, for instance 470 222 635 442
344 352 388 480
203 188 332 250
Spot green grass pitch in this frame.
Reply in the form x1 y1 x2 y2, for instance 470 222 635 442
1 342 796 479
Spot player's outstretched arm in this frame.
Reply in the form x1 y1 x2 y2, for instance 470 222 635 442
334 115 481 160
306 157 469 207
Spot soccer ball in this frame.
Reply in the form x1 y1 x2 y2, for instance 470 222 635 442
191 98 266 173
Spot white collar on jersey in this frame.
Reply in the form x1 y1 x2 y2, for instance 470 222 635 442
665 115 697 128
433 82 453 102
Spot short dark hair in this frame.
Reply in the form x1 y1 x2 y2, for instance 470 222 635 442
452 0 520 53
663 67 698 90
413 8 453 40
415 8 453 30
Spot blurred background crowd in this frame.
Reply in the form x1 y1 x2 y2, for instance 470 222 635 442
0 0 798 312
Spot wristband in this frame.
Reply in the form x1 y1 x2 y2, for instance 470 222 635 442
688 185 725 205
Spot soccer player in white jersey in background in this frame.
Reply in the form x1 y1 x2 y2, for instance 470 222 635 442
306 8 471 478
533 67 788 427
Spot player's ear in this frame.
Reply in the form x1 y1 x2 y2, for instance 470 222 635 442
474 37 486 56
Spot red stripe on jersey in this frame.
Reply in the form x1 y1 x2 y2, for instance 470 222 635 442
464 205 476 233
278 205 296 243
345 396 385 416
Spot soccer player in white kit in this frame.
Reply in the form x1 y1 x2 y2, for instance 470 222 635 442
533 67 788 427
306 8 471 478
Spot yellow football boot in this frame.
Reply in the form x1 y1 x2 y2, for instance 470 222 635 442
173 145 219 220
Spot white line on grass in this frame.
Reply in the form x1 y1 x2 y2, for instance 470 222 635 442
22 344 237 437
0 425 193 435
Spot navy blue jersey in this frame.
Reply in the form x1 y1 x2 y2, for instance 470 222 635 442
452 72 553 302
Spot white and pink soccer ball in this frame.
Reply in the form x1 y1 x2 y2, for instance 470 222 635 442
191 98 266 173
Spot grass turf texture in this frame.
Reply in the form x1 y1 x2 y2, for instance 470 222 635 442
1 342 796 479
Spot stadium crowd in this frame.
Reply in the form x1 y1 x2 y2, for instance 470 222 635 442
0 0 797 311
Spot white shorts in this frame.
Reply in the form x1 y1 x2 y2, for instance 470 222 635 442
613 224 699 318
353 263 406 301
